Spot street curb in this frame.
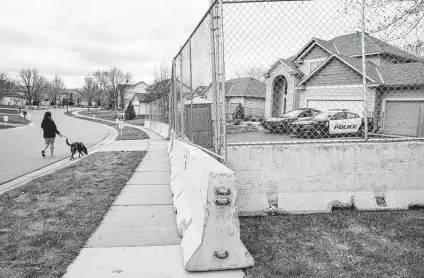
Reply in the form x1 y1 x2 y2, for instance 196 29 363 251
0 116 118 196
73 111 162 140
0 121 34 132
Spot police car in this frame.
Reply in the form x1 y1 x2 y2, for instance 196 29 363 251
262 108 321 133
290 110 372 138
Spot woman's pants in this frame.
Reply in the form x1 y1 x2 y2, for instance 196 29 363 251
44 137 55 154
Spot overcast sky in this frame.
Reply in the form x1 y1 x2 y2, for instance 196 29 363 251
0 0 209 88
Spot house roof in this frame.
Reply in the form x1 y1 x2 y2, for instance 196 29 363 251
4 92 25 98
330 33 421 62
293 33 421 63
225 77 266 98
118 84 131 91
130 81 149 87
378 62 424 86
265 57 304 77
297 54 381 87
133 93 151 102
337 54 381 83
266 32 424 88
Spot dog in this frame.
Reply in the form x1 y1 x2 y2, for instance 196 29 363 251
66 139 88 160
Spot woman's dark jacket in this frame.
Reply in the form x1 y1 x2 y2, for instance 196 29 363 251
41 118 60 138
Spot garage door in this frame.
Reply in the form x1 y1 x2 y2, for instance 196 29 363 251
383 101 424 137
307 100 364 115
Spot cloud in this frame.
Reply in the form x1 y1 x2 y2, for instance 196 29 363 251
0 0 209 88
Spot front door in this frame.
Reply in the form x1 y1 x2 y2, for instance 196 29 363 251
272 76 288 117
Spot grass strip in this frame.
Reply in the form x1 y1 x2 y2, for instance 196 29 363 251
79 110 145 126
240 210 424 278
0 125 15 130
0 151 145 278
64 112 149 141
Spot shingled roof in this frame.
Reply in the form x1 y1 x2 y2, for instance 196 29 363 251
328 33 420 62
284 32 424 87
378 62 424 86
225 77 266 98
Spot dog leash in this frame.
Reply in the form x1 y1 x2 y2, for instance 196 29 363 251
61 134 75 142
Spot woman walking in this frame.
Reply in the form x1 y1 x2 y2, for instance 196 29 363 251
41 112 61 157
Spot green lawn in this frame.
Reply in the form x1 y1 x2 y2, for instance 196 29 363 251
240 210 424 278
0 114 30 125
65 112 149 140
79 110 145 126
0 125 14 130
0 108 19 114
0 151 145 278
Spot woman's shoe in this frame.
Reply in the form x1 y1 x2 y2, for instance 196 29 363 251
42 150 45 157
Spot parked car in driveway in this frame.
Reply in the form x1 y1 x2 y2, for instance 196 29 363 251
290 110 373 138
262 108 321 133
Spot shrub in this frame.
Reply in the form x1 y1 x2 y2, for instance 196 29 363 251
125 100 136 120
235 103 244 120
233 119 241 125
244 117 250 122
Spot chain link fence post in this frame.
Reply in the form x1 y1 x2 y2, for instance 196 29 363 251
189 38 195 142
179 48 185 139
218 0 227 163
361 0 369 141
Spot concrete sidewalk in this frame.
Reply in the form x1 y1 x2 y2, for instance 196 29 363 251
72 110 164 139
64 136 244 277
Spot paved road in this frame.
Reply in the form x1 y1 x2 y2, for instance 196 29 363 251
0 108 110 184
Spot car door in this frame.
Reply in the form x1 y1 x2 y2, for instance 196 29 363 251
345 112 362 133
329 111 361 134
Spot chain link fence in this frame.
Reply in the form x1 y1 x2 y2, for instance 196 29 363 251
171 0 226 160
146 97 169 124
170 0 424 158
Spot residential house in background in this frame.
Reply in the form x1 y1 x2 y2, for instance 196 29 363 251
131 93 151 116
118 81 149 110
0 91 26 106
265 32 424 136
201 77 266 117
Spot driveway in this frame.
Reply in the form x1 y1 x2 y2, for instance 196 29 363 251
0 108 110 184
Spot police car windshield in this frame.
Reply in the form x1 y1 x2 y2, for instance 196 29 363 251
282 110 304 119
312 111 336 121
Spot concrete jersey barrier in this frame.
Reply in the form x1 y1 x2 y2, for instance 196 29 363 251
144 120 170 139
227 141 424 215
168 131 254 271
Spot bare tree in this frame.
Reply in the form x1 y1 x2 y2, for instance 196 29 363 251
152 61 171 99
150 62 171 122
33 76 49 108
236 67 266 82
343 0 424 40
47 75 65 109
92 70 109 109
104 67 132 117
18 68 43 104
120 72 133 111
0 72 17 102
405 39 424 57
76 77 99 112
403 29 424 57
